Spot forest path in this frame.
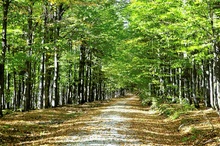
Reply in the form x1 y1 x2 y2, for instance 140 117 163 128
61 94 143 145
1 94 219 145
56 94 219 146
53 94 187 145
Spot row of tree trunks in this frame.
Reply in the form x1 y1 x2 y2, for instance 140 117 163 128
0 1 124 117
148 8 220 112
209 4 220 113
149 48 220 113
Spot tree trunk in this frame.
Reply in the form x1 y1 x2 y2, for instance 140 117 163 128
38 53 45 109
45 54 52 108
73 63 78 104
0 64 4 117
209 3 220 113
203 60 211 107
54 4 64 107
85 64 89 102
0 0 10 117
213 42 220 112
192 62 199 108
78 45 86 104
67 63 73 104
185 68 192 104
88 50 93 102
43 1 51 109
209 59 214 108
24 3 34 111
13 70 17 110
54 50 59 107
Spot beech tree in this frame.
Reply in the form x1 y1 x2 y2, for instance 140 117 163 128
0 0 125 116
0 0 10 117
109 0 220 113
2 0 220 116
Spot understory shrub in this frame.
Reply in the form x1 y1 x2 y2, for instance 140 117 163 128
149 96 196 119
139 89 196 119
139 90 153 106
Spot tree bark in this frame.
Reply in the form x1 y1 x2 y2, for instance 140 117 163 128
24 2 34 111
54 4 64 107
78 44 86 104
192 61 199 108
0 0 10 117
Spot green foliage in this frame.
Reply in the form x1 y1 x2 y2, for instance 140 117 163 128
0 0 219 117
144 95 196 119
159 101 196 119
2 124 11 129
181 127 201 142
65 112 81 119
3 109 13 115
140 92 153 106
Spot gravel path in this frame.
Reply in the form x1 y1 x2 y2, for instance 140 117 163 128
64 96 143 145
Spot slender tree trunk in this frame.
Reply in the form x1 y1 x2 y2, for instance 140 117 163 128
67 63 73 104
13 70 17 110
45 55 52 108
53 4 64 107
78 45 86 104
203 60 211 107
213 43 220 112
185 68 192 104
54 50 59 107
17 75 22 109
0 63 4 117
43 2 51 109
209 59 214 107
6 72 10 109
0 0 10 117
85 64 89 102
192 61 199 108
178 68 183 102
95 83 99 101
73 63 78 104
99 76 102 100
38 53 45 109
24 3 34 111
88 51 93 102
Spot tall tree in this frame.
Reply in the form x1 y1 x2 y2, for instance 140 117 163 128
0 0 10 117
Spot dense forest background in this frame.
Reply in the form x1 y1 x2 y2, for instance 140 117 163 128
0 0 220 117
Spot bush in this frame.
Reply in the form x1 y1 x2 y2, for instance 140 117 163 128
150 97 196 119
139 90 153 106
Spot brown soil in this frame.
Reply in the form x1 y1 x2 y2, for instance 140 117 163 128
0 94 219 145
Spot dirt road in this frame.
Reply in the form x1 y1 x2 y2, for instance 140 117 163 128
57 94 219 146
5 94 219 145
61 95 143 145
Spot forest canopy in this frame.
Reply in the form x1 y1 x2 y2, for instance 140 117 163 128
0 0 220 117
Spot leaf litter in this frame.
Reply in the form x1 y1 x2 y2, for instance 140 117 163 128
0 94 219 145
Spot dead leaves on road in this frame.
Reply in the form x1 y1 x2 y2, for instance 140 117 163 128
125 96 220 146
0 95 220 145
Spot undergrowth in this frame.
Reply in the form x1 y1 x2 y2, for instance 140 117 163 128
158 101 196 119
140 91 196 119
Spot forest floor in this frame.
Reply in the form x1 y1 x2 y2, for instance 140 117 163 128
0 94 220 145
